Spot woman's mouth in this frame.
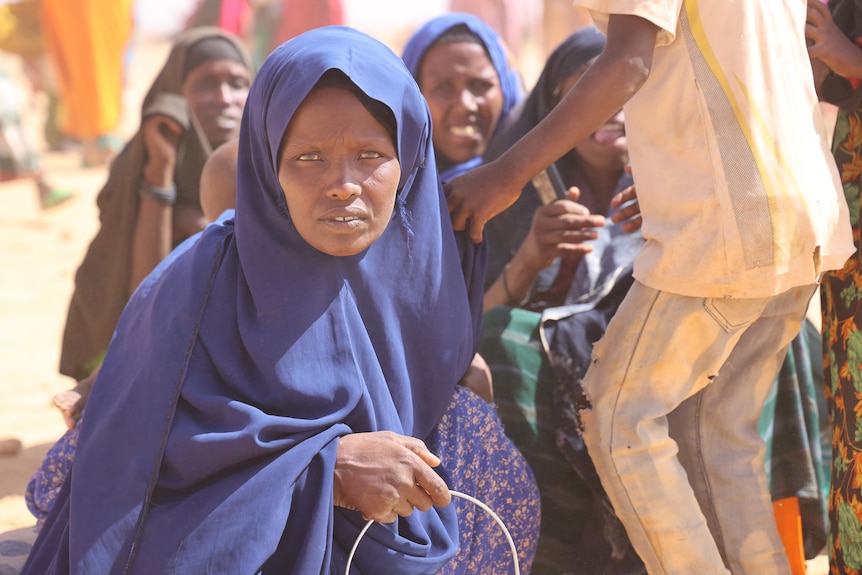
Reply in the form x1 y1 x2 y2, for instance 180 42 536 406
592 123 625 145
449 125 479 138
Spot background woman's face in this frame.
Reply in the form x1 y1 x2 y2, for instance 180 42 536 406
277 87 401 257
418 41 503 167
557 65 628 171
182 58 250 149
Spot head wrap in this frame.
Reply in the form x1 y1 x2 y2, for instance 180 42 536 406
27 26 485 575
181 35 245 78
402 12 524 182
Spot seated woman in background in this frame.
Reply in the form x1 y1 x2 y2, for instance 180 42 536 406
57 27 253 385
478 27 645 575
402 12 523 183
22 26 538 574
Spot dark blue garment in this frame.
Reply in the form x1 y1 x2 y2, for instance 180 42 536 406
401 12 524 183
24 26 486 575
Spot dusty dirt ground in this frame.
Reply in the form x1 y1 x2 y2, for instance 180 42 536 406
0 33 831 575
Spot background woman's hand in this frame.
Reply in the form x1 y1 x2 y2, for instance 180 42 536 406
141 114 184 187
807 0 862 80
520 187 604 269
334 431 452 524
609 184 642 232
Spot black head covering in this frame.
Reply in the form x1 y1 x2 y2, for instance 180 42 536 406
483 27 607 289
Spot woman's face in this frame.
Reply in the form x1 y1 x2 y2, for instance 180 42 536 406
557 65 628 171
182 58 251 149
277 87 401 257
418 40 503 167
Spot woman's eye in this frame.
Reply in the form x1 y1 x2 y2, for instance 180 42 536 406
470 79 496 96
230 77 250 90
432 82 454 97
297 152 322 161
359 151 382 160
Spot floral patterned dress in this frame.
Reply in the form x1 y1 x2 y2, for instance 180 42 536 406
822 107 862 573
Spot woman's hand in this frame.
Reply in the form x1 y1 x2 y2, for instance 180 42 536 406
458 353 493 403
807 0 862 80
609 184 642 232
141 114 184 187
520 187 604 268
334 431 452 524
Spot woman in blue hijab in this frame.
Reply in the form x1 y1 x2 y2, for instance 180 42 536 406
402 13 523 183
22 26 538 574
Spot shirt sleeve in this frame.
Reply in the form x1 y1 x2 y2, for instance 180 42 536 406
573 0 684 46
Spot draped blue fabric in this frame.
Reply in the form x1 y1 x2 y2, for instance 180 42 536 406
23 26 486 575
401 12 523 183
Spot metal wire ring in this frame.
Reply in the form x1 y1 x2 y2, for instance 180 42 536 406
344 489 520 575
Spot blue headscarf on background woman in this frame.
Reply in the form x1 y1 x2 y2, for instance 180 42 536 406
24 26 485 575
402 12 523 182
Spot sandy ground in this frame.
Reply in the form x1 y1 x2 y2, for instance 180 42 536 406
0 32 832 575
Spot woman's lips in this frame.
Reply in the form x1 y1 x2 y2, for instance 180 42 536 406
592 124 625 144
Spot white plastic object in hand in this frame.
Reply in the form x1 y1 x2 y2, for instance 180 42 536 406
343 489 520 575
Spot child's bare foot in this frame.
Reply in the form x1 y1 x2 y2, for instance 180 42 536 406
52 374 95 429
0 437 22 456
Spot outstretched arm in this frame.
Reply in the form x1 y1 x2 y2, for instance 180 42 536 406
445 14 659 243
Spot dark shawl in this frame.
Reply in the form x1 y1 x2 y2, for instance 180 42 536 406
483 26 608 290
401 12 524 183
820 0 862 109
58 27 253 380
24 26 485 575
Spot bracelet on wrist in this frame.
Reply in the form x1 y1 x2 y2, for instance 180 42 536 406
501 263 530 307
139 180 177 205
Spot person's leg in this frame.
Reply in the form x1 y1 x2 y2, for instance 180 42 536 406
667 285 813 574
578 281 788 574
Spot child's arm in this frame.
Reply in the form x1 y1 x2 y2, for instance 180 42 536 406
445 14 659 243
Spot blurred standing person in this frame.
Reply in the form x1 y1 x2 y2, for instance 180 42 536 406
250 0 343 65
806 0 862 572
449 0 534 58
541 0 593 57
0 54 73 209
40 0 133 167
184 0 253 38
275 0 343 40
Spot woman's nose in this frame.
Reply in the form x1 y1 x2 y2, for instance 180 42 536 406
327 159 362 200
458 88 479 112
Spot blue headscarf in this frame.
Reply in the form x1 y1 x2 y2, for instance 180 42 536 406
402 12 523 182
23 27 485 575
